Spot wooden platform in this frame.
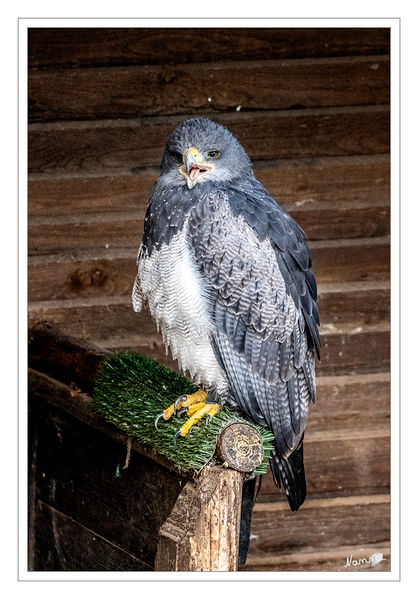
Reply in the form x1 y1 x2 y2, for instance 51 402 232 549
29 325 265 571
28 27 391 572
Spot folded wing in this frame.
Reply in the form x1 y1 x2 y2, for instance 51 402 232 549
188 181 319 467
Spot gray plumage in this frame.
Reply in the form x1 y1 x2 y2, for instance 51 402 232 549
133 117 320 510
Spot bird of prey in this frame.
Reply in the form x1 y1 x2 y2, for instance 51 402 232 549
132 117 320 511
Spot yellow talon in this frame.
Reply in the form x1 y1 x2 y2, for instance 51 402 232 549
162 404 175 420
183 401 208 415
155 389 221 438
179 404 221 437
162 389 208 421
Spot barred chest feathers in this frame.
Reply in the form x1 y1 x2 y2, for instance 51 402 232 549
132 225 229 394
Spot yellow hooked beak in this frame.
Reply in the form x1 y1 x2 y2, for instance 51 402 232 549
179 148 213 189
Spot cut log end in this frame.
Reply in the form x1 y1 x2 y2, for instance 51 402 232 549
216 423 264 473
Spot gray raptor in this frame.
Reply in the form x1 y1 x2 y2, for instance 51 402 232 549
132 117 320 511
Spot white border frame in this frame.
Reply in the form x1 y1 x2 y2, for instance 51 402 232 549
18 17 400 582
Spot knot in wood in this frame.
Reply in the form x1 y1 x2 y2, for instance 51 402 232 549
216 423 264 473
69 267 108 294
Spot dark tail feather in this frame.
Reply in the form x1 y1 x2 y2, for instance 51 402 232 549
269 441 306 511
238 476 257 567
238 476 263 566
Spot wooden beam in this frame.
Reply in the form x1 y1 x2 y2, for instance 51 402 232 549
32 501 152 571
29 368 195 479
242 543 390 572
29 56 389 122
28 324 258 571
27 237 390 302
99 322 389 377
245 493 390 568
155 466 243 571
28 199 390 256
261 430 390 500
30 319 390 378
29 321 111 395
28 155 390 218
318 321 390 375
27 281 390 348
28 106 390 175
28 28 390 70
317 281 390 325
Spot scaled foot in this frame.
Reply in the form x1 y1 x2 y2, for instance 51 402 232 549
155 389 221 440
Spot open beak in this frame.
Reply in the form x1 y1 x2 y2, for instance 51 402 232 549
179 148 212 189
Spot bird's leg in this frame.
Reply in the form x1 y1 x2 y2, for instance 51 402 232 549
157 389 208 421
155 389 221 438
175 403 221 439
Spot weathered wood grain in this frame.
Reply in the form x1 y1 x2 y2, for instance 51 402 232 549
89 322 389 377
28 281 390 348
242 542 390 571
313 372 390 432
216 424 264 473
318 322 390 375
255 154 390 207
28 28 390 70
29 366 389 513
247 495 390 560
28 322 390 435
29 393 189 567
28 368 195 479
28 250 137 302
28 322 110 394
28 316 390 377
305 429 390 498
311 237 390 283
156 467 243 571
28 154 390 218
291 201 390 240
27 25 392 574
28 215 144 255
28 106 390 175
29 55 389 122
28 319 390 434
27 237 390 302
259 429 390 501
28 298 156 346
28 199 390 256
317 281 390 324
28 171 151 217
32 501 152 571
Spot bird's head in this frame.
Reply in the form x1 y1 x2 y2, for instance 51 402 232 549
160 118 253 189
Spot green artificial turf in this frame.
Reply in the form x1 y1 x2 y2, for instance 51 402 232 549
93 352 274 475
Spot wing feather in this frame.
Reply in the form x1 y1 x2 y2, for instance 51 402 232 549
188 182 319 460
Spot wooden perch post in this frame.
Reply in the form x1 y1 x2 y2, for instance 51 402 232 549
28 323 264 571
155 467 244 571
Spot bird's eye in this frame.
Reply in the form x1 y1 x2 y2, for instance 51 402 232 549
207 150 220 159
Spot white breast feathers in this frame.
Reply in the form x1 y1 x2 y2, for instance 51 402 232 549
133 228 228 391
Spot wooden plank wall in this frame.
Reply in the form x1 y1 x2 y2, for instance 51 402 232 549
28 27 391 572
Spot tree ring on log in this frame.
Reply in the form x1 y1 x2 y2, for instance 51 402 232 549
216 423 264 472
